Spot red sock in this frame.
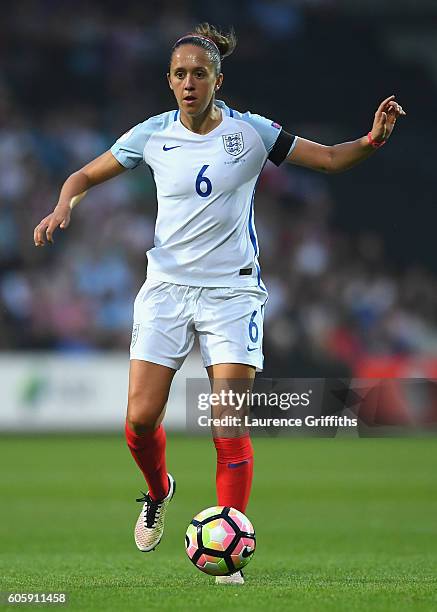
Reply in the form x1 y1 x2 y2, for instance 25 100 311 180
213 434 254 513
125 421 168 501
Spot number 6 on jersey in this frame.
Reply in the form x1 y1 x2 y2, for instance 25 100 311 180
196 165 212 197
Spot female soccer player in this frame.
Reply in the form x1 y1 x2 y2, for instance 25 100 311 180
33 23 405 585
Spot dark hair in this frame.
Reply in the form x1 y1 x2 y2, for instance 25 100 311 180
171 23 237 75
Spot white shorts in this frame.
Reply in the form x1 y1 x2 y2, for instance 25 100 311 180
130 279 268 371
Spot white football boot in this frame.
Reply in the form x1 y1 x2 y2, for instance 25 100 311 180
215 571 245 585
134 474 176 552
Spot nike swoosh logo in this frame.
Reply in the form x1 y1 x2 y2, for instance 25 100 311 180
163 145 182 151
247 346 258 352
241 546 253 558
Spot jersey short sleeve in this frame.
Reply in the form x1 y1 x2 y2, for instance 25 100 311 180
110 112 173 169
239 111 297 167
110 122 148 169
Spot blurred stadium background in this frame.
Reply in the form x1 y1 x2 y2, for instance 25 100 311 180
1 0 437 430
1 3 437 610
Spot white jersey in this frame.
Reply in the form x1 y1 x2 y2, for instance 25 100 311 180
110 99 296 288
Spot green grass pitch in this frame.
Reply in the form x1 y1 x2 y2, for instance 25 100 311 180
1 435 436 611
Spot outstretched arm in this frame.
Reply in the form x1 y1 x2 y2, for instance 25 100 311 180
286 95 406 174
34 150 126 246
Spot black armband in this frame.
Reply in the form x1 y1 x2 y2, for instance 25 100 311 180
268 130 297 166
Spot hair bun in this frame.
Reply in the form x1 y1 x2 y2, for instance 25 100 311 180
193 23 237 59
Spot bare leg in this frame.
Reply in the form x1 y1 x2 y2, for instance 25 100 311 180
126 359 176 433
206 363 256 438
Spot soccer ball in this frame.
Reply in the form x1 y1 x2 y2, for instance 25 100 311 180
185 506 256 576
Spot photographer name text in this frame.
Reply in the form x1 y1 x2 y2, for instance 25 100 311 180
197 415 357 427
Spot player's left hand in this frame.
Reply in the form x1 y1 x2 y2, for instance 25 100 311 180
370 95 406 143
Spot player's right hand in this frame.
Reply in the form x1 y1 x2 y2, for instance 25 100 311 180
33 204 71 246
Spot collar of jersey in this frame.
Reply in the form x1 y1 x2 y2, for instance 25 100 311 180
176 104 226 138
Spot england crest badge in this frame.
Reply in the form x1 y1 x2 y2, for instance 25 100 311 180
222 132 244 156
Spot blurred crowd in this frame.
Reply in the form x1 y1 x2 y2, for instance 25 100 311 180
1 0 436 375
257 165 437 376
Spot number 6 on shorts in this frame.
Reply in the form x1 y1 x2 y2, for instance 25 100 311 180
248 310 259 343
